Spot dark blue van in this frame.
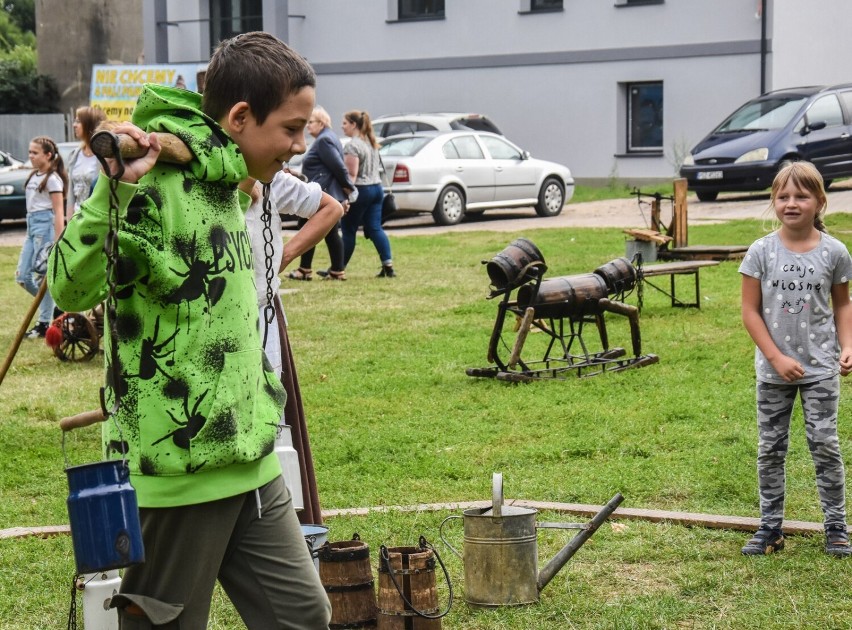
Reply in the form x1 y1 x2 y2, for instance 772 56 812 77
680 84 852 201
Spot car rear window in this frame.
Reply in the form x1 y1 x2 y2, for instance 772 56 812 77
379 136 431 157
381 121 438 137
450 116 502 135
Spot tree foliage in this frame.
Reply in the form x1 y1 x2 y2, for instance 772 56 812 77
0 1 33 52
0 0 58 113
0 55 59 113
4 0 34 34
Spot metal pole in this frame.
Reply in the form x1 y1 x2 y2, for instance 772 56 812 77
760 0 768 94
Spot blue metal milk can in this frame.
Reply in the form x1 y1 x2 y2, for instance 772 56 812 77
66 458 145 574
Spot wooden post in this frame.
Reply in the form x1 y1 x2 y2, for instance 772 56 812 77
650 197 661 233
0 279 47 386
672 178 688 248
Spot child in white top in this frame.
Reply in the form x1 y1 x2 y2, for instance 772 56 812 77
242 169 340 374
16 136 67 337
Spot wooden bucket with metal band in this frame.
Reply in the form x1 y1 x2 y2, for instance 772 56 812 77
319 535 378 629
377 537 452 629
593 257 637 295
485 237 546 290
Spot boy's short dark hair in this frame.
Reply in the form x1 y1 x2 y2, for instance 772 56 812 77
202 31 316 125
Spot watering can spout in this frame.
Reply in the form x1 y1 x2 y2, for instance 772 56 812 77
536 492 624 593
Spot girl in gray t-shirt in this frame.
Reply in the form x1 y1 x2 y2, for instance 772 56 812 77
739 161 852 557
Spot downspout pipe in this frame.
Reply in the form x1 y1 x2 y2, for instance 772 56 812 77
760 0 767 94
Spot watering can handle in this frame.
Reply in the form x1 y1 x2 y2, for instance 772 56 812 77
60 409 106 432
438 515 463 559
492 472 503 518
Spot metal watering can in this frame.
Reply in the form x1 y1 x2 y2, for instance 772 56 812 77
439 473 623 607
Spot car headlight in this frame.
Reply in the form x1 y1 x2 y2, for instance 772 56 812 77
0 185 14 195
681 154 694 166
734 148 769 163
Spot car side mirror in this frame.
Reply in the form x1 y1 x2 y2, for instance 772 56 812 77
801 120 827 135
521 150 530 160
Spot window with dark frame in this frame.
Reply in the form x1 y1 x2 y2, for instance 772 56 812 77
209 0 263 54
616 0 664 6
531 0 563 10
398 0 445 20
628 82 663 152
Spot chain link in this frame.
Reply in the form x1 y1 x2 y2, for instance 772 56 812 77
66 575 78 630
93 132 128 452
260 182 276 349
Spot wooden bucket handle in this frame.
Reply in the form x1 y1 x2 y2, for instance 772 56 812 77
59 409 106 432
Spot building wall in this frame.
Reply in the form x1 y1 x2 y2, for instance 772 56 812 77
36 0 145 118
132 0 843 183
285 0 764 183
770 0 852 89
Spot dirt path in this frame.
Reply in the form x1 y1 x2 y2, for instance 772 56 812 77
378 179 852 236
3 182 852 246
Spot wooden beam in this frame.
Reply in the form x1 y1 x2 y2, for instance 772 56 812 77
322 499 823 536
0 525 70 540
1 500 824 540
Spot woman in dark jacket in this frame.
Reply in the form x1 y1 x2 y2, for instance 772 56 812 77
289 106 355 281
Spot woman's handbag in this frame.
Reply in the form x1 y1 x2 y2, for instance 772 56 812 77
382 191 397 217
379 154 397 220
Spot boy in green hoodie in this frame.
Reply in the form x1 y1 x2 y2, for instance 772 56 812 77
48 32 331 629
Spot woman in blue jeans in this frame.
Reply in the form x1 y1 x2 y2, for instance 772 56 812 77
341 109 395 278
16 136 67 337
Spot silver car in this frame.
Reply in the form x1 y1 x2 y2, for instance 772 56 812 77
379 131 574 226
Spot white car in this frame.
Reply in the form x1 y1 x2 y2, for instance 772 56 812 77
0 149 24 173
379 131 574 226
373 112 502 139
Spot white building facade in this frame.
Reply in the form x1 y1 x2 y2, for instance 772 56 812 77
142 0 852 184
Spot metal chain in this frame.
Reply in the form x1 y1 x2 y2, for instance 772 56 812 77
93 134 128 454
103 172 122 418
66 575 78 630
260 182 275 349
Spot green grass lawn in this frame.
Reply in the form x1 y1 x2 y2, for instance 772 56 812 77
3 215 852 628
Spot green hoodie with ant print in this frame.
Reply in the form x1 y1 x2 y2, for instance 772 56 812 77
48 84 285 508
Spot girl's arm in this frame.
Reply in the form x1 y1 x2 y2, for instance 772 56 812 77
741 274 804 382
51 190 64 237
344 153 359 182
831 282 852 376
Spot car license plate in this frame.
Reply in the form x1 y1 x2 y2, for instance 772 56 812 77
697 171 723 180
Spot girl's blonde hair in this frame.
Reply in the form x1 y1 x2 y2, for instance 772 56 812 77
26 136 68 195
771 161 827 232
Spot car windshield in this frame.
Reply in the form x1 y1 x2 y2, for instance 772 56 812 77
714 96 808 132
379 136 431 157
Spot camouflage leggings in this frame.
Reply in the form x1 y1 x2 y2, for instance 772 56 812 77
756 377 847 530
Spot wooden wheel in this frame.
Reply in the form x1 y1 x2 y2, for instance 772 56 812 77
53 313 99 362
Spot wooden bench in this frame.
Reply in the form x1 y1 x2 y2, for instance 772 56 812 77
640 260 720 309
